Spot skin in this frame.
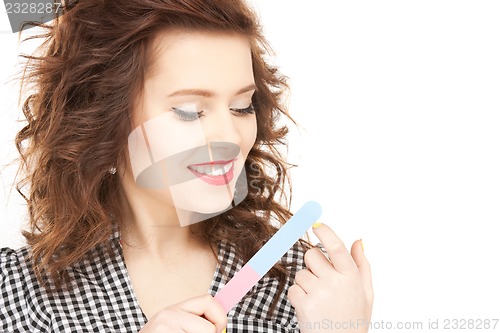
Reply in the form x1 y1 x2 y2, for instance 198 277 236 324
118 31 374 333
120 31 256 332
288 225 374 333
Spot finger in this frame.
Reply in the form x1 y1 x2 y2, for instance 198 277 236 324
294 268 319 294
351 239 374 302
180 313 219 333
303 247 333 278
312 223 358 275
179 294 227 333
287 283 306 307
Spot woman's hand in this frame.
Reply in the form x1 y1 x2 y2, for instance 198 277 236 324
288 223 374 333
138 294 227 333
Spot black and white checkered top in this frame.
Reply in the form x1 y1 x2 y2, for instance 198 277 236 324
1 229 310 332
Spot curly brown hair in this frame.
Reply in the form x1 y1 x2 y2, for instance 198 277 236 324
15 0 310 316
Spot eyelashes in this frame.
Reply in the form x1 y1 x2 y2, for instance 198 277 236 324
230 104 255 116
171 107 204 121
172 104 255 121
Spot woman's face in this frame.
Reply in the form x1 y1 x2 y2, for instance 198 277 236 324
126 31 257 225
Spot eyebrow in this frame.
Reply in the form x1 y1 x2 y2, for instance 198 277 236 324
167 83 257 98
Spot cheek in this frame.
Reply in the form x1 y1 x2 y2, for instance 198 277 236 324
240 115 257 156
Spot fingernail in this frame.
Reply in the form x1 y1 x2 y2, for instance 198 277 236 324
312 222 322 229
360 239 364 252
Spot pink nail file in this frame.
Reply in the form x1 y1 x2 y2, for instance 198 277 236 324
214 201 322 313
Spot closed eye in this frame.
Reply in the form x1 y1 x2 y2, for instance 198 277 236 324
172 107 204 121
230 104 255 116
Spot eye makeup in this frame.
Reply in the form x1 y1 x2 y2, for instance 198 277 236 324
171 103 255 121
171 107 204 121
230 104 255 116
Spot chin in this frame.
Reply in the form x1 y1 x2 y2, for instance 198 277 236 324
177 186 236 214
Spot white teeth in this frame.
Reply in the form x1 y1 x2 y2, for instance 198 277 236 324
212 167 223 176
190 163 232 176
192 165 203 173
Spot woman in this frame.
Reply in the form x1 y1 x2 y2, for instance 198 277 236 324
0 0 373 332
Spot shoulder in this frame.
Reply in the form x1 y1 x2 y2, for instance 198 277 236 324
1 246 33 284
1 245 28 262
0 236 144 332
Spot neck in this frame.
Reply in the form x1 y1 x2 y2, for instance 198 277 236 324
118 172 206 258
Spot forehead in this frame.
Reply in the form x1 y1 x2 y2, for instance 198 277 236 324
146 31 254 92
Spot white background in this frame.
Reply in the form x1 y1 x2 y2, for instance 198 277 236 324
1 1 500 332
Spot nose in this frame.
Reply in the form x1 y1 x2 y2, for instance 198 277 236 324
201 107 242 146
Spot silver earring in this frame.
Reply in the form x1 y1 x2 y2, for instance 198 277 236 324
109 166 117 175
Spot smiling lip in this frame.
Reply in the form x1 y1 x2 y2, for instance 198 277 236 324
187 159 236 186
